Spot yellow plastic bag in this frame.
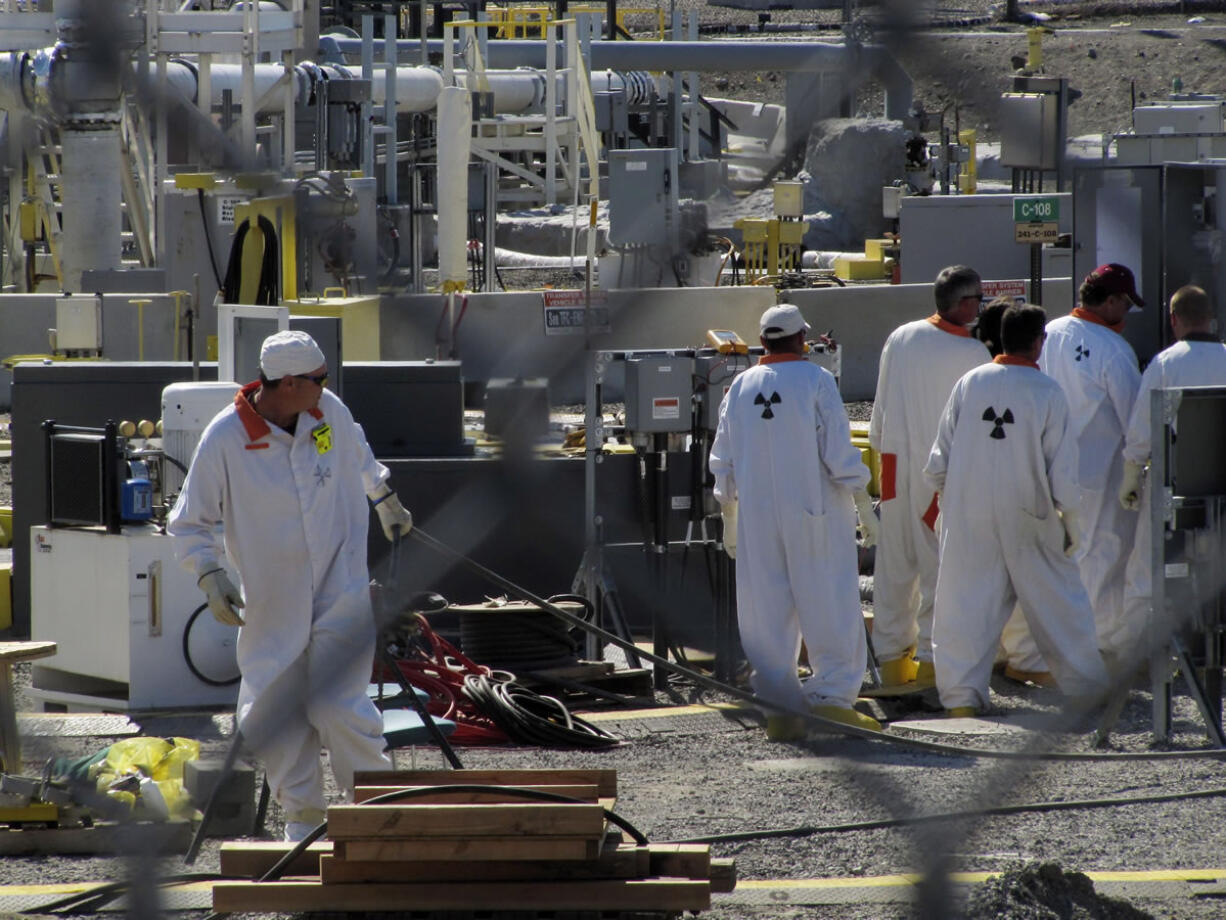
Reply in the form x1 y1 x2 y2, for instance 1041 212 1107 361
89 737 201 820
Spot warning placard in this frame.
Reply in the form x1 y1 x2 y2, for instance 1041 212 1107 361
981 280 1027 305
542 290 611 336
652 396 681 420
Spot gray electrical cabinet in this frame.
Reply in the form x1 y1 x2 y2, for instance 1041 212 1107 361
608 148 679 248
624 355 694 433
694 353 751 430
1072 165 1164 364
1000 93 1060 170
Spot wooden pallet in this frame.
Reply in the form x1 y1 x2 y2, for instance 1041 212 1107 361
215 769 733 915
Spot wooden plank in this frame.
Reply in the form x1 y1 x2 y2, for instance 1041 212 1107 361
0 641 56 663
326 803 605 839
648 843 712 880
710 857 738 893
319 843 644 884
213 878 710 913
353 768 618 798
218 841 331 879
353 784 600 805
335 836 599 862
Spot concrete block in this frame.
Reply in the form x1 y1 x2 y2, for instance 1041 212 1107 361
834 256 886 281
184 759 256 838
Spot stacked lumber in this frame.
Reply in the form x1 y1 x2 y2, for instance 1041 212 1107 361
215 768 734 915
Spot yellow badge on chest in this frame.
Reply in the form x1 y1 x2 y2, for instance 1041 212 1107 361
311 422 333 455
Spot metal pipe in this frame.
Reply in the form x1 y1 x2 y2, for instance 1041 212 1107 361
322 36 912 118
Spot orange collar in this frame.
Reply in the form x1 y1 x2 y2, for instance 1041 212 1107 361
927 313 972 338
235 381 324 442
236 381 270 442
758 353 806 365
994 354 1039 370
1071 306 1125 335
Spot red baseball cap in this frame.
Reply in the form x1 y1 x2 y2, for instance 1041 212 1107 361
1085 263 1145 310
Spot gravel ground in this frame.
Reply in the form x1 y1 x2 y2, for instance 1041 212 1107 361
5 651 1226 919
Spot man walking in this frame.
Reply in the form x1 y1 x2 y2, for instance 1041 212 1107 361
169 330 413 840
924 304 1109 714
868 265 990 686
1039 263 1143 657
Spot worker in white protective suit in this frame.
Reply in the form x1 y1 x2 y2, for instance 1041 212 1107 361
867 265 990 687
1117 285 1226 664
924 304 1110 715
710 303 882 740
168 331 414 842
967 297 1055 686
1038 263 1142 658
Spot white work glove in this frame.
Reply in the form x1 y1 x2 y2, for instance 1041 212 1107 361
853 490 879 548
372 487 413 542
1059 509 1080 558
197 567 244 627
720 501 737 560
1119 460 1145 512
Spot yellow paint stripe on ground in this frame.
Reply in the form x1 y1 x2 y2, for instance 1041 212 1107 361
736 868 1226 890
580 701 755 722
1 870 1222 899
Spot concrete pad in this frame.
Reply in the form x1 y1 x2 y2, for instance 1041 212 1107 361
889 716 1030 736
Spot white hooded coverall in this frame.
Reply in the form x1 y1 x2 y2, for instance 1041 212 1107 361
868 315 989 663
709 354 870 710
924 357 1109 710
169 383 392 818
1120 336 1226 652
1039 309 1141 653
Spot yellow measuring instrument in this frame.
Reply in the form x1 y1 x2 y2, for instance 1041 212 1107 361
706 329 748 355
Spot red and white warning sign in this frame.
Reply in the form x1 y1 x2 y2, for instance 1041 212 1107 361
652 396 681 420
981 280 1026 304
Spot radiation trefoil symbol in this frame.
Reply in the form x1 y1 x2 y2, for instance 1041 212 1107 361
982 406 1014 439
755 391 782 419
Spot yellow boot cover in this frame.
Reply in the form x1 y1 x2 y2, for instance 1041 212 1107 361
946 706 977 718
878 654 919 686
765 714 806 742
914 660 937 688
809 704 882 732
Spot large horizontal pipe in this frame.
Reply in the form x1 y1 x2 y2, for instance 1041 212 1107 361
321 36 912 121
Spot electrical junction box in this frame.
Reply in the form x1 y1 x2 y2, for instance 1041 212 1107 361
54 295 102 352
286 295 379 361
773 181 805 219
694 353 751 430
29 525 240 710
1132 102 1226 135
999 93 1059 170
608 148 679 248
624 355 694 433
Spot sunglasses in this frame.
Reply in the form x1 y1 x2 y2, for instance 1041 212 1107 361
294 372 329 387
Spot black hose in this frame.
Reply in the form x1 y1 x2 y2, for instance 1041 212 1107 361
676 785 1226 845
408 526 1226 764
182 604 241 688
461 673 619 749
23 873 230 914
197 189 224 289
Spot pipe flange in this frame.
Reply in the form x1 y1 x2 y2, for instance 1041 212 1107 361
62 110 123 131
